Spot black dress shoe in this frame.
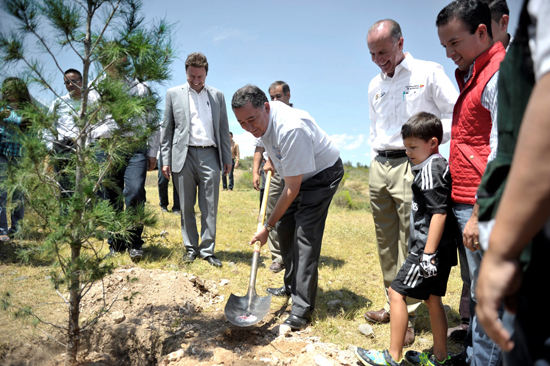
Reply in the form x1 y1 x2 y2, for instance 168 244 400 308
204 255 222 267
283 314 309 330
129 247 144 262
266 286 291 297
184 252 197 263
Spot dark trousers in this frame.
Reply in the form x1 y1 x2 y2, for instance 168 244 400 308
158 154 180 210
98 148 148 251
222 159 235 190
0 154 24 235
277 158 343 318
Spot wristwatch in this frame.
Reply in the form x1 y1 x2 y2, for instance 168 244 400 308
264 222 276 232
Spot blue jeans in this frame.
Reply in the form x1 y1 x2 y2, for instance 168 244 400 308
97 148 148 250
453 203 501 366
157 154 180 211
0 154 24 236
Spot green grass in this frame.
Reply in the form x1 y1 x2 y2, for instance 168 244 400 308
0 166 465 355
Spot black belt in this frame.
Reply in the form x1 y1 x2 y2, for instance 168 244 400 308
377 150 407 159
189 145 215 148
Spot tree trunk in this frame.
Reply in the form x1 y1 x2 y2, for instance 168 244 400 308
66 244 81 366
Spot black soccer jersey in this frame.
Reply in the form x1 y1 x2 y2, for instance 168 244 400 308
409 154 458 265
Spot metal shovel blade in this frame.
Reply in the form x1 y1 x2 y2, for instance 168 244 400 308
225 247 272 327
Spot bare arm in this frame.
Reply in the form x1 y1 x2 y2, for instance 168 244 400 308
250 174 302 246
252 146 264 191
424 213 447 254
477 72 550 351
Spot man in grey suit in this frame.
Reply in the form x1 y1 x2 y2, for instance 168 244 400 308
161 52 232 267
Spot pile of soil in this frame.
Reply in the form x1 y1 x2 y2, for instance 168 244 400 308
47 265 360 365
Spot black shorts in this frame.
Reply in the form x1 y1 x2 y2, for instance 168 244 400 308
390 254 452 300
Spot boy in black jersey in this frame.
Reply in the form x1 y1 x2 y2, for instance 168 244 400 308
355 112 457 366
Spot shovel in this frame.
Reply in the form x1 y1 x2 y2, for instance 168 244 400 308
225 171 273 327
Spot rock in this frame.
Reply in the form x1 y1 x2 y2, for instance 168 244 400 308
304 344 316 353
358 323 374 337
13 275 28 281
112 311 125 324
165 349 184 363
331 290 344 298
279 324 292 336
220 279 229 286
326 299 343 309
212 347 233 363
184 330 195 338
315 355 334 366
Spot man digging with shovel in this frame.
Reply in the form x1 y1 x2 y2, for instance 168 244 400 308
232 85 344 330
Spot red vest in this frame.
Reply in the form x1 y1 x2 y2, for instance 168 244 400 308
450 42 506 205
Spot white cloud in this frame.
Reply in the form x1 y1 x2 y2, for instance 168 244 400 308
330 133 366 151
205 26 256 44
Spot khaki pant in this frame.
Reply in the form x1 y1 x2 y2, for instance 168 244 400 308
369 155 421 326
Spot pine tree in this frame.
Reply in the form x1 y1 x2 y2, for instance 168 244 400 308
0 1 174 364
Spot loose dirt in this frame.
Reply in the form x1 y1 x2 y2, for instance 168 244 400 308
2 265 360 365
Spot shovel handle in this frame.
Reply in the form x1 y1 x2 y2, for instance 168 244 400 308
248 171 273 299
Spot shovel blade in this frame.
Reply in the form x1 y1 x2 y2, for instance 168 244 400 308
225 293 272 327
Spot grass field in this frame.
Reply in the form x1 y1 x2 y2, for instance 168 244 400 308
0 163 465 356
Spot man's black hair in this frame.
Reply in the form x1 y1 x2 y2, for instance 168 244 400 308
484 0 509 22
64 69 82 80
231 85 268 109
401 112 443 145
436 0 493 40
269 81 290 95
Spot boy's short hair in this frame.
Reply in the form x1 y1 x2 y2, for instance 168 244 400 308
401 112 443 145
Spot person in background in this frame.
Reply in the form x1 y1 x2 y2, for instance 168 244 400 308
48 69 100 200
364 18 458 346
161 52 232 268
222 132 239 191
157 121 180 214
436 0 506 364
476 1 550 365
0 77 32 242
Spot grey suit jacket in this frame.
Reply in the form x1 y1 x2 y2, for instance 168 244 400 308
161 83 231 173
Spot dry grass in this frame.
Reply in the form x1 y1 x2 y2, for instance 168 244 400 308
0 167 465 355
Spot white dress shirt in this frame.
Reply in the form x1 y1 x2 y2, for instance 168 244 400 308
47 91 100 149
368 53 458 160
91 78 159 157
188 85 216 147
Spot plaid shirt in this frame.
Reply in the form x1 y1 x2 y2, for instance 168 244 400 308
0 107 23 157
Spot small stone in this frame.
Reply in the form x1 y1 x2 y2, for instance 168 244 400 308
166 349 184 362
358 323 374 337
304 344 316 353
327 299 343 309
112 311 125 324
220 279 229 286
279 324 292 336
331 290 344 298
314 355 334 366
13 276 28 281
184 330 195 338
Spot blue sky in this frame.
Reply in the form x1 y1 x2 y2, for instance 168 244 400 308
1 0 522 165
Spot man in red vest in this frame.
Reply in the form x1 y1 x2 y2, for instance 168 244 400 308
437 1 506 365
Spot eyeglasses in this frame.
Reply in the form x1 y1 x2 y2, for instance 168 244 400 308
64 79 82 85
